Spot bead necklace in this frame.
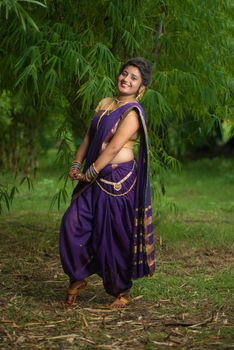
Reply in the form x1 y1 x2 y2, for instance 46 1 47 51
96 98 136 130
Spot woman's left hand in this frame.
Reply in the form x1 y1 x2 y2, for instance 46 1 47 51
76 173 91 182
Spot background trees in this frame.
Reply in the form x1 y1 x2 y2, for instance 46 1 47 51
0 0 233 209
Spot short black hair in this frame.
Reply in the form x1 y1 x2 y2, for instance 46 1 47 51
119 57 152 87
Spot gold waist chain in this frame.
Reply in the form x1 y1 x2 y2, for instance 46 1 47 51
98 160 136 191
96 160 137 196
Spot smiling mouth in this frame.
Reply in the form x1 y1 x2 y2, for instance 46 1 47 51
120 82 130 88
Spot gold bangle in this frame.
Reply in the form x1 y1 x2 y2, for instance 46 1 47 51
92 163 99 174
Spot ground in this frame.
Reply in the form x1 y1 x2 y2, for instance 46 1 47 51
0 156 233 349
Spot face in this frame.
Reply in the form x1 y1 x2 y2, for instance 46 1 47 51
117 65 145 98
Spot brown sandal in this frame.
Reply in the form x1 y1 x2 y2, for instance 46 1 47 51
110 294 131 309
64 280 87 307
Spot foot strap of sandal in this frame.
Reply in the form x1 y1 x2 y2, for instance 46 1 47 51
118 295 130 305
67 288 81 296
67 281 87 296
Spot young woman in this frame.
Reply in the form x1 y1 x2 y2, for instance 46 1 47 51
60 57 155 308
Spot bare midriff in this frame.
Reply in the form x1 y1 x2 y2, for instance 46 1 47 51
111 148 134 163
101 134 138 164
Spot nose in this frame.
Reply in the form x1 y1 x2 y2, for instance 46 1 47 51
122 76 130 85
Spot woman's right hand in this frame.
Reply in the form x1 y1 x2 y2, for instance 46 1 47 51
68 169 80 180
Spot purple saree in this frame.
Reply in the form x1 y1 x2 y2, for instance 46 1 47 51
60 102 155 297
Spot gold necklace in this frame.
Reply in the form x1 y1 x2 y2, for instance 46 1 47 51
96 100 115 129
96 98 136 130
115 97 136 105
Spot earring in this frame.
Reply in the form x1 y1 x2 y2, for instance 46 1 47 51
136 90 144 101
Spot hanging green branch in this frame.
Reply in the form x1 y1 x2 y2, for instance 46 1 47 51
0 0 47 31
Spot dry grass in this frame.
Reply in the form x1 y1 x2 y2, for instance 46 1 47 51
0 212 233 350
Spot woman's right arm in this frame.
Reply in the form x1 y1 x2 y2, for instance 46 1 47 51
69 97 113 179
73 126 91 164
69 98 105 179
68 127 91 180
72 96 112 163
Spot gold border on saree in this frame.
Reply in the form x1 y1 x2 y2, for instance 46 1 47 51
98 160 136 191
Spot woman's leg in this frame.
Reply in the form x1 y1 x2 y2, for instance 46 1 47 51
60 187 95 305
64 280 87 307
92 160 136 305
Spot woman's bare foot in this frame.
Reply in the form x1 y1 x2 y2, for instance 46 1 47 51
110 294 131 309
64 280 87 307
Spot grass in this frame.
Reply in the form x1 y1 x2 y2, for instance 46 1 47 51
158 157 234 248
0 155 233 349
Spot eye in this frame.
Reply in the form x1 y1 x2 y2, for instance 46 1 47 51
122 71 128 77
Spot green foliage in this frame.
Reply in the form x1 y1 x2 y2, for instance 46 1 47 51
0 0 46 31
0 90 12 131
0 184 18 213
0 0 233 209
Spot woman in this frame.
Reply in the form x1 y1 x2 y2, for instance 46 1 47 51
60 57 155 309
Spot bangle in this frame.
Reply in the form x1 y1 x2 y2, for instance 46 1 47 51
92 163 99 174
72 160 82 165
71 161 82 171
85 163 99 181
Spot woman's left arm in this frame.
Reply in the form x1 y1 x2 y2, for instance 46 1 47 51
94 109 140 172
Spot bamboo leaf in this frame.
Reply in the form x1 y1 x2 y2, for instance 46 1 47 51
1 0 46 31
9 186 19 203
19 0 47 7
20 176 34 190
44 68 58 95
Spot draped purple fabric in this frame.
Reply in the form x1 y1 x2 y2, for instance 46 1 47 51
60 102 156 296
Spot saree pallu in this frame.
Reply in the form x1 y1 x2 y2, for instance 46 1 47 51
60 102 156 297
